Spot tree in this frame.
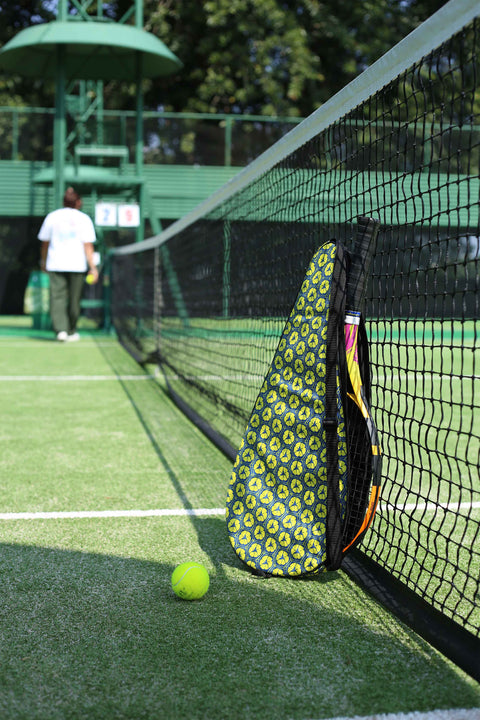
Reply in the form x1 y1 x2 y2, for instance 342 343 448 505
0 0 450 116
0 1 55 106
143 0 450 116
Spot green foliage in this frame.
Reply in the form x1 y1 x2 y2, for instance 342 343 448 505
0 1 55 106
143 0 450 115
0 0 450 116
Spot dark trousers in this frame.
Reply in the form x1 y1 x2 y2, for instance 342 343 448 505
49 271 85 334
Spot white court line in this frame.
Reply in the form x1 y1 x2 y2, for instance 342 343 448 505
167 374 263 382
0 371 480 385
0 501 478 522
324 709 480 720
0 374 157 382
0 340 117 347
374 374 480 382
380 501 480 513
0 508 226 521
0 373 261 382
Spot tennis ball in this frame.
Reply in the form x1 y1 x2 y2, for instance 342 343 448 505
86 273 95 285
171 562 209 600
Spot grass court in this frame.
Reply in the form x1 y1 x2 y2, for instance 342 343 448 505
0 317 478 719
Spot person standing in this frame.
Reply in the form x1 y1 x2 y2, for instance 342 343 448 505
39 187 98 342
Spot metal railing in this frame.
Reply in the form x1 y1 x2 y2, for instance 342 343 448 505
0 106 302 166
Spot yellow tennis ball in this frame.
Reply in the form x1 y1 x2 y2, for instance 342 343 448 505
86 273 95 285
171 562 209 600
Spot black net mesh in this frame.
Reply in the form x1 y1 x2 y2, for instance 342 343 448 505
111 15 480 645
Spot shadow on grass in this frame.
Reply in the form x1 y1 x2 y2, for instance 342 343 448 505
0 538 479 720
87 337 480 717
0 315 106 340
95 337 236 565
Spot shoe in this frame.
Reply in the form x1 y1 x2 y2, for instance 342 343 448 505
56 331 68 342
67 332 80 342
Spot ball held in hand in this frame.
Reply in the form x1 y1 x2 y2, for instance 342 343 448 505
86 273 95 285
171 562 210 600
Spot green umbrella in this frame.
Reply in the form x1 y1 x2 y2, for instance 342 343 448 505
0 20 181 81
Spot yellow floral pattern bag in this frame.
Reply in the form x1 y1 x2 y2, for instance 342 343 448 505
226 240 349 577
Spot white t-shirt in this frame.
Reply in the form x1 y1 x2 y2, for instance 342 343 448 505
38 207 96 272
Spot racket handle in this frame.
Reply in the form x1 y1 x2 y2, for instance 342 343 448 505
346 216 380 311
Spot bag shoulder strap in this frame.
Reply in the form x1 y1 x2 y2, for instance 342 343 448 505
342 311 382 555
325 241 348 570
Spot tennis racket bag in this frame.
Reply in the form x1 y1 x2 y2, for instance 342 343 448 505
226 217 382 577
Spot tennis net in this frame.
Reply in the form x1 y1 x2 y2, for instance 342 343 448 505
111 0 480 679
